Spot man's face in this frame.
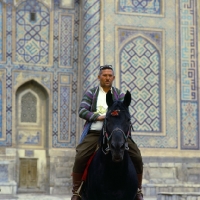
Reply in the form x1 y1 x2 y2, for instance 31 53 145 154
98 69 115 88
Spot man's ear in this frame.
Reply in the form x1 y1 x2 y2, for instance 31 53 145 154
106 90 113 107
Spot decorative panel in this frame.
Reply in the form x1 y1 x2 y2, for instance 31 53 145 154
12 73 48 148
52 0 79 147
180 0 199 150
59 86 70 141
181 102 198 149
15 0 50 64
0 164 8 182
0 81 2 138
82 0 100 92
0 70 6 145
0 1 2 61
105 0 177 148
0 0 80 148
118 0 161 15
59 14 73 67
56 74 72 143
18 130 40 145
120 33 162 133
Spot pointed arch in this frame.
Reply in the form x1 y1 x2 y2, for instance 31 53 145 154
15 79 49 148
120 35 161 132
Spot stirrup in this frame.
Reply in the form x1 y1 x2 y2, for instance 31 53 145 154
137 188 143 195
72 193 82 198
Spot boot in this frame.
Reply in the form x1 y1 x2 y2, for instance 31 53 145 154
135 173 144 200
71 173 83 200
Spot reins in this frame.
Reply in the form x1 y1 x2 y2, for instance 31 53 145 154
102 108 133 155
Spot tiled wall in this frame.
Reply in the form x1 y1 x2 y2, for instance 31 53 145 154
0 0 199 151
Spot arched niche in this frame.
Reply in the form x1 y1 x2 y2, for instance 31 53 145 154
15 80 49 148
120 36 161 133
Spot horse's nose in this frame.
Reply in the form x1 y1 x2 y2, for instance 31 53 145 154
111 142 125 162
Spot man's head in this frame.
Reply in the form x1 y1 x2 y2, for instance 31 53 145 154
98 65 115 92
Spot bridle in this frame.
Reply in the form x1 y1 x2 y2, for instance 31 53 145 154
102 109 134 155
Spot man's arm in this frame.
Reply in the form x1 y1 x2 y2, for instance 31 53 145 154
78 89 100 122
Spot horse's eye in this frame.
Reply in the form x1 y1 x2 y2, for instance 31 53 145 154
110 143 115 149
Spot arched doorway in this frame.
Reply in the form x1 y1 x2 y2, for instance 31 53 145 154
15 80 49 192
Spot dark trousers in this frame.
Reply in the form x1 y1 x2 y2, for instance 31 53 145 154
72 130 143 174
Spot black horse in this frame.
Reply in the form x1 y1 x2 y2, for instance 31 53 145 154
81 90 138 200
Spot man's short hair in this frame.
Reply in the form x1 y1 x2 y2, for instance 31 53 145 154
99 65 114 75
99 65 113 71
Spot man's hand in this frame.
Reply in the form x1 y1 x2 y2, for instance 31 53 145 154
97 115 105 121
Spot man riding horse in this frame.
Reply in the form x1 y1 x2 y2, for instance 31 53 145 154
71 65 144 200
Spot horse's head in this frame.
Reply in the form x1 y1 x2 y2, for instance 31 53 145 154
102 90 132 162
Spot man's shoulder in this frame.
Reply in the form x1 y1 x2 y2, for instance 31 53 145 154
86 86 99 93
112 86 122 93
84 86 99 96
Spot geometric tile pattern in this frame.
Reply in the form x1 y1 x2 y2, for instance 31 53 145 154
104 0 177 148
0 2 2 61
5 3 12 147
118 0 161 14
0 0 199 151
52 0 79 147
15 0 50 64
120 36 161 132
60 15 73 67
60 86 70 141
0 0 80 148
82 0 100 92
180 0 199 149
21 92 37 123
181 102 198 149
0 81 2 138
0 70 6 143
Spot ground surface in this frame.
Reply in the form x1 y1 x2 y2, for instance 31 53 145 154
0 194 156 200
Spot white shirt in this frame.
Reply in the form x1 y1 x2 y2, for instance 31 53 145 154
90 86 108 130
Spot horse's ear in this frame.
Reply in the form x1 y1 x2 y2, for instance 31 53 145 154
106 90 114 107
123 90 131 107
